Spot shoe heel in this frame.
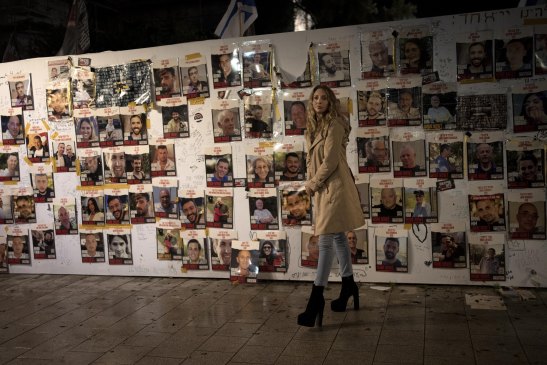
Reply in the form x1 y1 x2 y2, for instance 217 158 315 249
316 307 324 327
353 293 360 310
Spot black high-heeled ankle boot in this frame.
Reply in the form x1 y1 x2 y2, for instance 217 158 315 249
331 275 359 312
297 284 325 327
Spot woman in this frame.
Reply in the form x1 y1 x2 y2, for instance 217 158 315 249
521 92 547 126
298 85 365 327
213 198 228 223
259 240 276 265
515 152 541 182
78 118 97 142
84 197 104 222
401 38 429 73
108 235 129 258
252 156 273 183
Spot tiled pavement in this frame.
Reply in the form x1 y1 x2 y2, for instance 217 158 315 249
0 274 545 364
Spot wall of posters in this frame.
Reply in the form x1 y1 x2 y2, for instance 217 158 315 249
0 5 545 287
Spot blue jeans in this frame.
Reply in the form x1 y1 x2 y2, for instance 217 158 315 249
314 232 353 287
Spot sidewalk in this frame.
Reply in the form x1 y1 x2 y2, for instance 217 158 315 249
0 274 545 364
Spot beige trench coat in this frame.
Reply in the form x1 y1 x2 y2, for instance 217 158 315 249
305 117 365 235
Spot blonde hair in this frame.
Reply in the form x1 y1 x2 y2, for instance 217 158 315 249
251 156 271 174
305 85 341 140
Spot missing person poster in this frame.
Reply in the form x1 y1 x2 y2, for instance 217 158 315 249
468 183 506 232
230 240 260 284
375 226 408 273
210 228 237 271
430 222 467 268
249 188 279 231
508 189 546 240
404 178 438 224
181 230 209 270
469 233 505 282
356 79 388 127
370 177 404 224
256 230 287 272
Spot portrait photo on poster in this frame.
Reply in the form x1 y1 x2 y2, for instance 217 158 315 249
274 149 306 183
508 197 546 240
106 233 133 264
210 237 233 270
456 39 494 82
428 140 464 180
155 225 183 261
98 115 124 146
26 132 50 164
7 234 31 265
357 90 387 127
162 105 189 139
9 76 34 110
249 194 278 230
361 32 395 79
422 91 457 130
286 102 307 133
126 151 152 185
206 154 233 187
13 194 36 224
103 150 127 184
1 114 25 144
280 187 312 226
357 135 391 173
257 238 287 272
80 232 105 263
469 241 505 281
346 228 368 264
370 186 404 224
153 186 179 219
506 148 545 189
75 117 100 148
212 50 242 88
511 89 547 133
179 196 206 229
494 36 533 80
81 195 105 225
0 151 21 181
181 63 210 98
468 194 506 232
375 235 408 272
154 65 182 100
79 151 104 186
122 112 148 144
431 231 467 268
129 189 155 224
150 144 177 177
31 228 56 260
105 193 130 225
399 36 433 75
467 140 504 180
182 236 209 269
212 107 242 142
247 155 275 188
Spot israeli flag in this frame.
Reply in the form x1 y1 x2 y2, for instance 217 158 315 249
214 0 258 39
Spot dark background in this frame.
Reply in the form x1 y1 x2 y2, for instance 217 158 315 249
0 0 520 63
